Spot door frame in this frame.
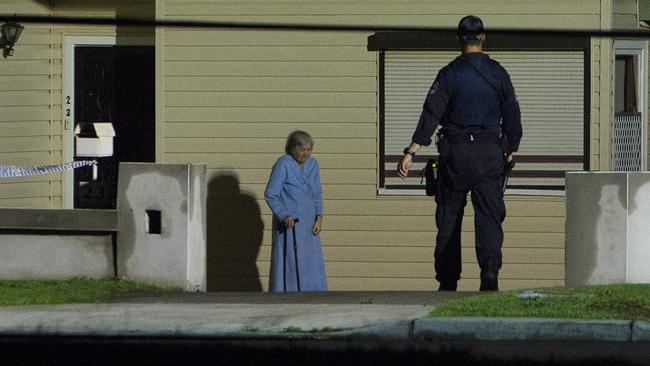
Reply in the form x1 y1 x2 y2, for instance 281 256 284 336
63 36 116 208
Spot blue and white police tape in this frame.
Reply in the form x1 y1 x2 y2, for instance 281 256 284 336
0 160 97 179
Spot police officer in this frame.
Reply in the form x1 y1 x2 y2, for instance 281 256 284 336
398 15 522 291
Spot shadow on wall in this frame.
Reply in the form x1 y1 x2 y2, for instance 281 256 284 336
207 172 264 291
591 184 626 283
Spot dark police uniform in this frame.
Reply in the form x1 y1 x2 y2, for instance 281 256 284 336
411 52 522 290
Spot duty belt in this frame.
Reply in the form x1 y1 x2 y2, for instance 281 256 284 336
446 132 500 145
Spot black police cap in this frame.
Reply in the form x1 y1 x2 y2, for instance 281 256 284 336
457 15 484 40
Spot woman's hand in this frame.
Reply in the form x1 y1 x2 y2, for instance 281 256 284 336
283 215 295 228
312 215 322 235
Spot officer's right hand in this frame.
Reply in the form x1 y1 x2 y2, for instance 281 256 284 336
397 155 412 179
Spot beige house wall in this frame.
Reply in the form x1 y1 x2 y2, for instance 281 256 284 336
0 0 152 208
0 0 640 290
613 0 639 29
157 0 617 291
0 1 56 208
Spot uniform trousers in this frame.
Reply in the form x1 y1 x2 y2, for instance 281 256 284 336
433 137 506 283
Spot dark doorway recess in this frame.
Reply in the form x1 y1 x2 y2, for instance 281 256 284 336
74 46 155 209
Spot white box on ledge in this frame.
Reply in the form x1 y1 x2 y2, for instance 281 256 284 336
74 122 115 157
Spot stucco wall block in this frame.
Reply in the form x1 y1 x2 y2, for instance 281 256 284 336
566 172 650 285
117 162 207 292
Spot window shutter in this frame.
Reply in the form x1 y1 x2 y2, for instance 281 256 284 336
383 50 585 191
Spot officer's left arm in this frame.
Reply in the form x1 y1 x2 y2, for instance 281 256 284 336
500 71 522 156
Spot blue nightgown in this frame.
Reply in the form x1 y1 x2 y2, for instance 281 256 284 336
264 154 327 292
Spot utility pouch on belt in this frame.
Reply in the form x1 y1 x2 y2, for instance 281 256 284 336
423 158 439 197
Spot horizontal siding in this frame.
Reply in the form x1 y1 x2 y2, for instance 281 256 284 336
0 197 58 208
613 13 638 29
165 0 601 17
260 197 564 217
165 76 376 92
165 107 376 123
214 213 564 233
209 231 564 250
0 121 55 138
613 0 639 29
207 264 564 291
0 152 61 166
0 24 56 208
214 194 563 216
165 0 594 291
165 138 375 153
163 15 600 29
164 91 377 107
166 153 375 170
213 231 566 249
217 246 564 264
165 61 376 77
0 0 49 14
0 136 57 152
165 45 375 62
168 122 375 138
165 30 369 46
207 194 566 291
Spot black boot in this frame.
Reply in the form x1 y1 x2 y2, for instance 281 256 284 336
479 268 499 291
438 280 458 291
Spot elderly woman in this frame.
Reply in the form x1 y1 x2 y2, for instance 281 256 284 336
264 130 327 292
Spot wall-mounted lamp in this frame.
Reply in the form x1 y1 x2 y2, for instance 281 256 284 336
0 22 24 58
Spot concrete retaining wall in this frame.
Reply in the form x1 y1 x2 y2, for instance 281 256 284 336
0 163 208 292
0 208 117 279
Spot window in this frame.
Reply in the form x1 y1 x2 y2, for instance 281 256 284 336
369 32 591 194
613 40 646 171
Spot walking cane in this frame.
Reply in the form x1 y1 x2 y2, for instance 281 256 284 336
292 218 301 291
281 218 300 292
282 222 287 291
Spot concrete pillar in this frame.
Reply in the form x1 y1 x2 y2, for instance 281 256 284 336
117 163 207 291
566 172 650 285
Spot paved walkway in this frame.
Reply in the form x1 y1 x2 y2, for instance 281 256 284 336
0 292 649 365
0 292 466 336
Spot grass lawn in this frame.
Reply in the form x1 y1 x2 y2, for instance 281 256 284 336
0 278 175 306
429 284 650 320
